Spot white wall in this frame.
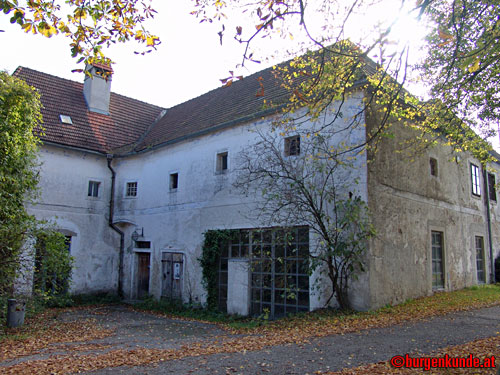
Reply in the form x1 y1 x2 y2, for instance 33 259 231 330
28 145 119 294
113 93 368 308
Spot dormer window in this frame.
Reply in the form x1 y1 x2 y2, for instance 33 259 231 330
59 114 73 124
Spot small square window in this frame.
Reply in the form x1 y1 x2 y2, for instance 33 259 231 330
471 164 481 196
126 182 138 197
488 173 496 202
88 180 100 197
284 135 300 156
170 173 178 190
216 152 228 172
429 157 438 177
59 114 73 124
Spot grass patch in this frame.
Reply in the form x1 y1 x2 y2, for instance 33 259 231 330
71 292 121 306
132 297 260 328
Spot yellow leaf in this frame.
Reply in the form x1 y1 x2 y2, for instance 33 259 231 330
21 23 32 33
468 59 480 73
74 8 87 20
146 35 157 47
438 29 453 40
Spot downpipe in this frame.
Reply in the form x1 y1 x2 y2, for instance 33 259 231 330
107 154 125 298
482 167 495 283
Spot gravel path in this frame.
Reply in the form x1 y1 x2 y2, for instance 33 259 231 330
86 305 500 374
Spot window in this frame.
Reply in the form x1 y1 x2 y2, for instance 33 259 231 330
170 173 178 190
429 157 438 177
471 164 481 196
216 152 228 173
59 114 73 124
476 236 485 284
431 231 444 290
488 173 496 202
126 182 138 197
216 227 309 318
284 135 300 156
87 181 100 197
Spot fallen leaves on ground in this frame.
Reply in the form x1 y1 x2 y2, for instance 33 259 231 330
0 309 114 362
324 334 500 374
2 286 500 374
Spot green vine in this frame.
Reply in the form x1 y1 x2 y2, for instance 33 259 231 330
199 229 235 310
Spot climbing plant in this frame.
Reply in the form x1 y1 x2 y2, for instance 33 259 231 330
199 229 235 310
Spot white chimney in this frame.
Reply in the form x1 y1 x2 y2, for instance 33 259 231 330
83 64 112 115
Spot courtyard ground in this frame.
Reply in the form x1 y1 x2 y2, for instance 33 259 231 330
1 288 500 374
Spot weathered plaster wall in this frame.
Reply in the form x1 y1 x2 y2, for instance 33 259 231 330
113 94 368 310
366 111 500 309
28 145 119 294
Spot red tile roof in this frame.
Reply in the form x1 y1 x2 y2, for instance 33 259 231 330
15 47 370 155
135 66 291 151
14 67 165 154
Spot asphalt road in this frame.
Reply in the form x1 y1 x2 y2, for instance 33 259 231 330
86 305 500 375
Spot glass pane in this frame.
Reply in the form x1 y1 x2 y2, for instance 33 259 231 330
231 245 240 258
298 276 309 290
252 288 261 302
263 274 272 288
263 230 272 244
298 227 309 243
263 289 272 302
275 258 285 274
275 245 285 259
241 245 249 257
275 275 285 289
275 290 285 304
252 273 261 287
298 291 309 306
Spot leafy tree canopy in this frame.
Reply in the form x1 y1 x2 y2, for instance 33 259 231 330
0 0 160 69
0 71 72 298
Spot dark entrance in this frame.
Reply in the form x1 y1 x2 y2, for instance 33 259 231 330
137 252 150 299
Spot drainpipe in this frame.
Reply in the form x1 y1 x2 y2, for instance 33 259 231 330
482 166 495 283
107 154 125 298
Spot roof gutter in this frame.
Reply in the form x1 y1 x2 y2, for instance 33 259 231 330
41 140 107 156
106 154 125 298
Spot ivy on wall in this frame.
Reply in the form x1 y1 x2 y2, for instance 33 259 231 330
199 229 235 310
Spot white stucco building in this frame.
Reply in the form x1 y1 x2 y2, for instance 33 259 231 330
13 60 500 317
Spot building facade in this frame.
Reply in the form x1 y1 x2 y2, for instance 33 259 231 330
13 63 500 315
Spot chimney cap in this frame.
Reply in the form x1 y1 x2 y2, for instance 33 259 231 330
86 62 113 74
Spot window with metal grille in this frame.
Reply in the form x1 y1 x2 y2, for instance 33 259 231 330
217 227 309 318
488 173 496 202
431 231 444 290
284 135 300 156
476 236 485 284
126 182 138 197
471 164 481 196
88 181 100 197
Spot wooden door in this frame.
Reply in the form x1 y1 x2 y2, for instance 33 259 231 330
137 252 150 299
161 252 183 300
